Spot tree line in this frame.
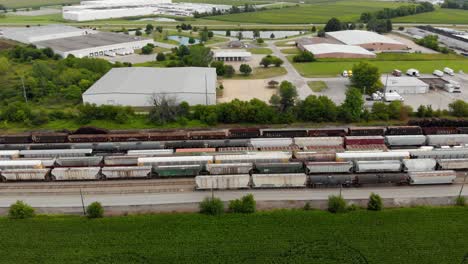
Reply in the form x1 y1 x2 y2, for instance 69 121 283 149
441 0 468 9
360 2 434 22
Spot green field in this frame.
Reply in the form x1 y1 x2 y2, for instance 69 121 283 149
1 207 467 263
246 47 273 54
291 53 468 77
394 8 468 24
205 0 400 24
2 0 79 8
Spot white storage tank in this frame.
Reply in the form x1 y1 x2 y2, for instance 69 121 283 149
214 152 291 164
252 173 307 188
306 162 353 173
205 163 252 175
355 160 401 173
127 149 174 156
138 155 213 166
426 135 468 146
403 158 436 172
101 166 152 179
196 175 250 189
56 156 103 167
104 156 139 166
385 135 427 146
1 169 49 181
408 170 456 185
0 160 43 169
293 137 343 147
336 151 409 161
437 158 468 170
250 138 293 148
411 149 468 159
51 167 101 180
0 150 20 159
20 149 93 158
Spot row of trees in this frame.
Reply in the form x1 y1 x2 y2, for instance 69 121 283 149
360 2 434 22
194 4 258 18
416 35 451 54
441 0 468 9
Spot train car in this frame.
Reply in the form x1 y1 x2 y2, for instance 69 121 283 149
307 128 347 137
403 159 436 172
19 158 56 167
344 136 385 146
164 141 206 149
138 155 213 166
189 130 229 140
0 169 49 182
0 150 20 159
259 146 300 152
353 173 408 186
175 148 217 154
0 133 32 144
336 151 410 161
355 160 402 173
385 135 427 147
103 156 139 166
205 139 250 148
253 162 304 174
29 143 72 150
437 158 468 170
107 133 149 142
0 160 43 169
309 174 353 187
346 144 387 152
348 127 385 136
217 147 256 152
50 167 101 181
32 132 69 143
294 151 336 162
260 129 308 138
294 137 343 148
410 149 468 159
250 138 293 148
228 128 260 139
55 156 103 167
252 173 307 188
457 127 468 134
103 142 163 152
306 161 353 174
386 126 422 135
127 149 173 156
304 145 345 152
101 166 152 179
214 152 291 164
148 131 188 141
408 170 456 185
422 127 458 135
205 163 252 175
68 134 109 143
20 149 93 158
196 175 250 190
426 134 468 146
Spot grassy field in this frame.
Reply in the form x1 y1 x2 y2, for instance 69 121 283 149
2 0 79 8
308 80 328 92
229 66 287 79
394 8 468 24
281 47 300 54
205 0 400 24
291 53 468 77
0 207 467 263
246 47 272 54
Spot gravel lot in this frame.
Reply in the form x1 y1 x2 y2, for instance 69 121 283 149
217 79 277 103
387 33 438 54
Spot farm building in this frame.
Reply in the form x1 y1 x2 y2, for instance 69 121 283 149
325 30 407 51
0 25 94 43
381 76 430 94
33 32 153 58
82 67 217 107
295 37 339 49
212 49 252 61
300 44 376 58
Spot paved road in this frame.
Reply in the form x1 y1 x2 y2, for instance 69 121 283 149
1 184 465 207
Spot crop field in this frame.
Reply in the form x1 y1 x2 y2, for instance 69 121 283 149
0 207 467 263
394 8 468 25
174 0 271 4
2 0 79 9
205 0 400 24
291 53 468 77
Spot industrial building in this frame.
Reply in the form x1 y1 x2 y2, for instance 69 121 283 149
212 49 252 61
63 0 230 21
0 25 94 43
34 31 153 58
381 76 430 94
82 67 217 107
300 44 376 58
326 30 407 51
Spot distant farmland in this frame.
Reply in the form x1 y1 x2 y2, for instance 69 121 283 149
2 0 79 9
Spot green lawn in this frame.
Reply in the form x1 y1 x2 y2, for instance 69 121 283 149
308 80 328 92
229 66 287 79
205 0 400 24
2 0 79 8
0 207 467 263
291 53 468 77
281 47 300 54
394 8 468 24
247 47 272 54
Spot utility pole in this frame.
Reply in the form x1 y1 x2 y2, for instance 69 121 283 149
79 188 86 216
458 172 467 199
21 75 28 103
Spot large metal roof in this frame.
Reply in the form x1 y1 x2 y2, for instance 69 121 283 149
212 49 252 57
326 30 403 45
302 43 376 56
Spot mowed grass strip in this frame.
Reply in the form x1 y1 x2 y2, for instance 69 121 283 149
308 80 328 92
0 208 467 263
205 0 400 24
247 47 273 54
2 0 79 8
394 8 468 24
229 66 287 79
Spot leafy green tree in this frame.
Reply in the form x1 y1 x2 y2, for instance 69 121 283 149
8 201 35 219
271 57 283 67
211 60 225 76
184 45 212 67
260 56 272 68
149 95 184 125
311 25 317 32
371 102 389 120
135 30 142 36
145 24 154 35
156 52 166 61
256 38 264 44
228 194 256 213
298 95 338 122
86 202 104 218
328 195 347 213
351 62 382 94
367 193 383 211
239 64 252 75
449 100 468 117
339 88 363 122
226 30 231 36
224 65 235 77
417 105 427 118
188 37 196 44
0 57 10 74
279 81 298 112
141 44 154 54
253 29 260 38
293 51 315 62
324 17 342 32
199 197 224 215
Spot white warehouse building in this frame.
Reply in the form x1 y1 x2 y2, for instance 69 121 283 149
83 67 217 107
0 25 94 44
212 49 252 61
381 76 430 94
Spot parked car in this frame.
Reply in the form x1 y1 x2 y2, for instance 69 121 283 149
342 70 348 77
443 67 454 76
406 68 420 77
392 69 402 76
348 70 353 77
384 91 404 102
433 70 444 77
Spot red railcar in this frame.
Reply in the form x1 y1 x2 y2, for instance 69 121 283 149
189 130 228 140
229 128 261 139
348 127 385 136
148 131 189 141
32 132 68 143
107 133 149 142
307 128 347 137
386 126 422 135
261 129 308 138
68 134 109 143
175 148 216 153
345 136 385 146
0 133 32 144
422 127 458 135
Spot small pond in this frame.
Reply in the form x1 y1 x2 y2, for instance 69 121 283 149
213 30 303 39
167 35 200 45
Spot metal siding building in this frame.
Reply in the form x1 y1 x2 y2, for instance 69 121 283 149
212 49 252 61
325 30 407 51
0 25 93 43
82 67 217 107
301 44 376 58
381 76 430 94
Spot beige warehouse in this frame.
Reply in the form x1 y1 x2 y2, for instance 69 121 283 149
326 30 407 51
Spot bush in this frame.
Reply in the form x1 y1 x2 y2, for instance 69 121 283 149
229 194 256 213
293 51 315 63
347 204 360 212
327 195 347 213
156 52 166 61
8 200 35 219
199 197 224 215
239 64 252 76
455 196 466 206
86 201 104 218
224 65 235 77
367 193 383 211
303 202 312 211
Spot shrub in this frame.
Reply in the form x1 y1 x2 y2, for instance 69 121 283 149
303 202 311 211
347 204 360 212
224 65 235 77
199 197 224 215
86 201 104 219
367 193 383 211
239 64 252 76
293 51 315 63
456 196 466 206
8 200 35 219
327 195 347 213
156 52 166 61
229 194 256 213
